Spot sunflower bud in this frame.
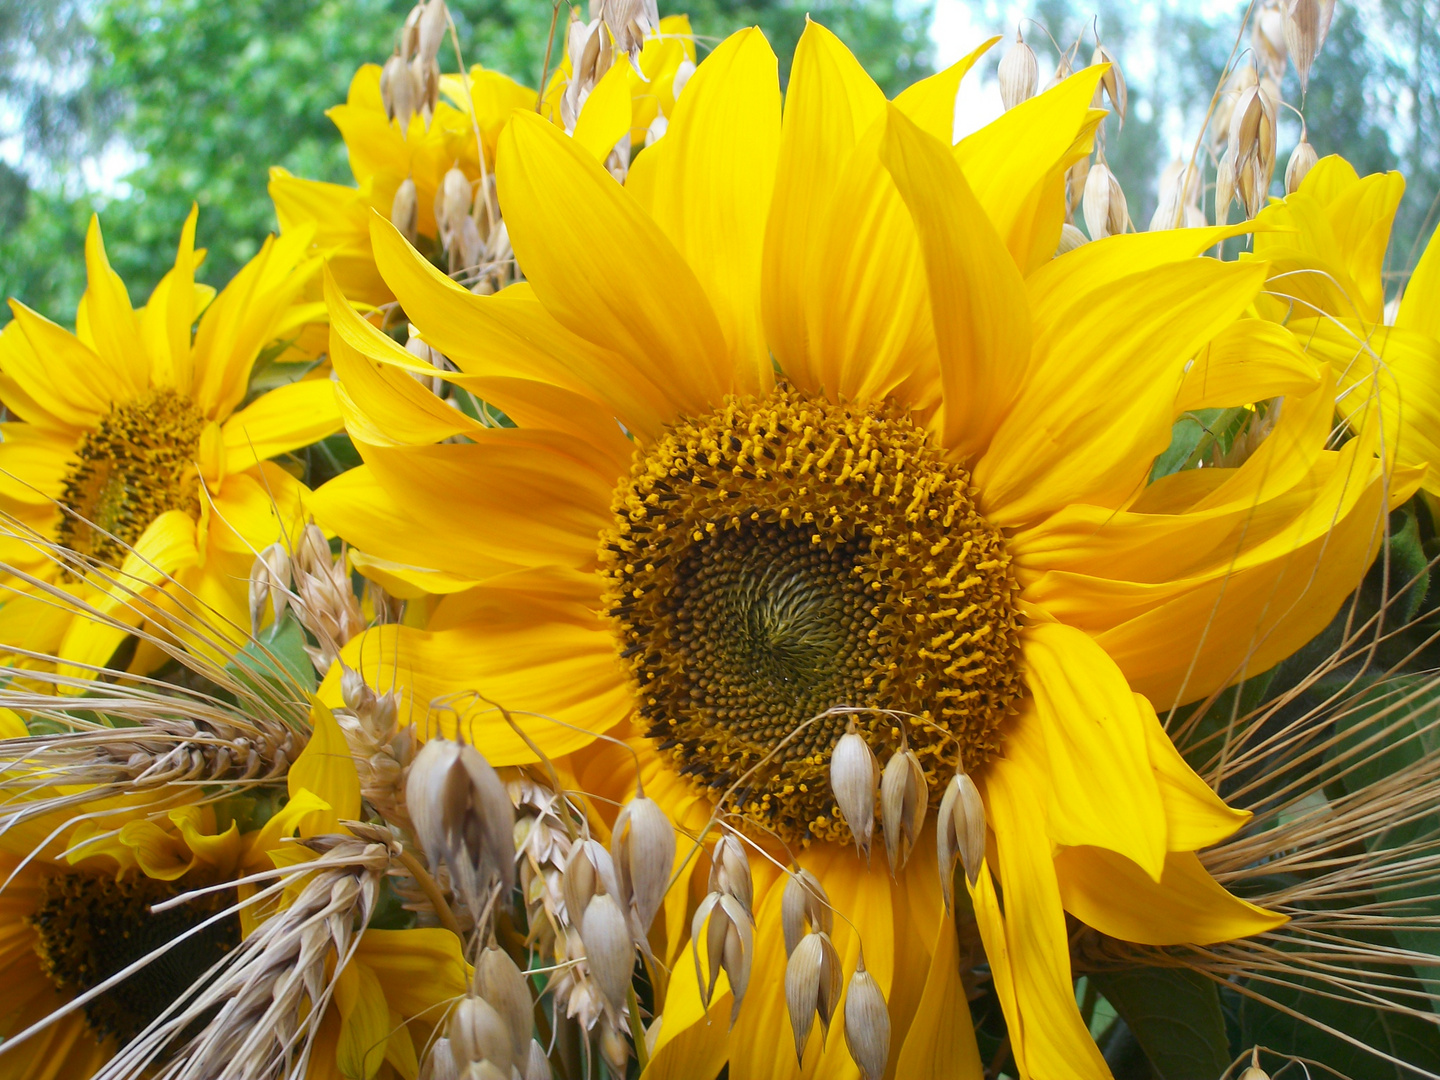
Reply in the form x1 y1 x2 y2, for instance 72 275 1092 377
1082 161 1129 240
1091 44 1128 129
580 890 636 1012
880 748 927 873
937 770 986 911
612 790 677 937
708 833 753 911
842 952 890 1080
692 890 754 1015
248 542 291 634
406 738 516 912
830 721 878 857
1286 135 1318 194
523 1040 552 1080
475 944 533 1061
781 868 833 957
998 29 1038 111
448 995 513 1074
785 930 842 1063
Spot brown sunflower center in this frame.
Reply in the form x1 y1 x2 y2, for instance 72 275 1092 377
56 388 207 567
29 870 239 1044
599 386 1023 844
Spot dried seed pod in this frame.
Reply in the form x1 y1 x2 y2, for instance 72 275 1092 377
830 721 878 857
781 868 833 957
1240 1049 1270 1080
691 891 754 1012
448 995 514 1074
599 1019 631 1076
880 748 927 873
1236 153 1271 221
406 738 516 912
417 0 449 64
998 29 1038 111
1056 222 1087 255
842 952 890 1080
523 1040 552 1080
1285 0 1324 92
381 52 414 128
580 891 636 1012
475 944 533 1060
1215 150 1237 226
389 177 419 244
423 1038 460 1080
708 833 753 911
562 838 619 934
1082 161 1128 240
1091 44 1128 129
247 542 292 633
1253 2 1288 81
1286 136 1318 194
612 790 677 937
937 770 987 911
435 166 472 248
1065 154 1090 219
785 930 842 1063
1227 83 1266 171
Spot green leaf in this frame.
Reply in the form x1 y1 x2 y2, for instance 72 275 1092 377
1091 968 1230 1080
225 615 317 699
1240 972 1440 1080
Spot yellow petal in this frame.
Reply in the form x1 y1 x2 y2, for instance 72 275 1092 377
496 111 730 417
978 259 1267 528
893 908 984 1078
288 701 362 829
643 941 732 1080
1396 215 1440 338
3 302 122 429
140 204 201 395
269 168 390 307
649 27 780 395
80 215 150 395
1325 169 1404 323
880 104 1031 460
1137 695 1251 850
978 755 1112 1080
891 37 998 143
1176 318 1320 412
320 616 631 764
572 60 633 162
954 68 1106 274
336 960 391 1080
762 19 885 386
1056 846 1285 945
354 927 469 1018
368 215 677 440
114 817 195 880
222 378 344 470
1019 621 1167 880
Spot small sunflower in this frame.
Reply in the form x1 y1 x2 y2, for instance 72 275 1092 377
313 24 1417 1080
1250 154 1440 496
0 208 342 680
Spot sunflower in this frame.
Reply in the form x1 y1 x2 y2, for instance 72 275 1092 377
311 24 1417 1080
0 208 342 680
1249 154 1440 497
271 15 695 309
0 698 467 1080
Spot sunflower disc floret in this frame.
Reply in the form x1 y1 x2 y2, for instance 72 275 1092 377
601 386 1023 843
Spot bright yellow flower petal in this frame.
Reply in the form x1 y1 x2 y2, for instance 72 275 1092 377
288 702 362 829
1397 212 1440 337
572 60 634 161
335 960 391 1080
880 103 1031 460
222 378 343 471
892 911 984 1079
649 27 780 395
496 111 731 416
139 203 201 395
2 302 121 429
1055 846 1286 946
1140 695 1252 850
79 216 151 396
891 36 997 143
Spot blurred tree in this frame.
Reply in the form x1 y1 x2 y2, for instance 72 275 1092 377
0 0 931 322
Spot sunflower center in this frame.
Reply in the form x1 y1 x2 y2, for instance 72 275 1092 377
600 386 1023 844
29 870 239 1043
56 388 207 567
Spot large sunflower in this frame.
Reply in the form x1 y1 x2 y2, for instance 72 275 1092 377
0 209 342 679
312 24 1417 1080
1249 154 1440 496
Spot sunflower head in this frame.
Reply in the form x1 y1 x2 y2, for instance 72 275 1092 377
601 384 1022 843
